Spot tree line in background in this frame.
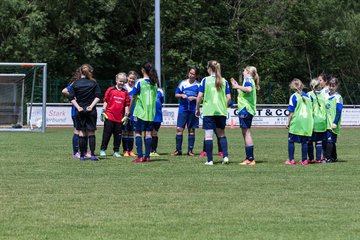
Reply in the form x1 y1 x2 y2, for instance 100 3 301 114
1 0 359 104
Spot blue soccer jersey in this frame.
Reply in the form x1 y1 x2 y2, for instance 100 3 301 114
176 79 200 112
125 83 136 120
154 88 164 123
66 85 76 117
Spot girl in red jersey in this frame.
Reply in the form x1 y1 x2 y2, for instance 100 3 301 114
99 73 130 158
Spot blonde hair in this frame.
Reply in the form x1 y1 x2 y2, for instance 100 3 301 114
207 60 222 91
116 72 127 80
245 66 260 90
310 78 321 107
289 78 305 103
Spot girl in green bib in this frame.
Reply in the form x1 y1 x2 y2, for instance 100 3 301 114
285 79 313 165
129 62 158 163
231 66 260 166
195 60 231 165
323 77 342 163
307 78 327 163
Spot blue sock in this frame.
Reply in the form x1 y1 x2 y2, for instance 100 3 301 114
205 140 213 162
72 134 79 154
301 142 308 161
218 137 228 157
122 136 128 152
176 135 183 152
145 137 152 158
307 142 314 160
245 145 254 161
135 136 143 158
316 143 322 160
288 142 295 160
128 136 134 151
188 135 195 153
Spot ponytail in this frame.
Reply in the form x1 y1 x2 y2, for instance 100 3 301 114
290 78 305 103
142 62 159 86
80 64 95 80
310 78 321 108
207 60 223 91
246 66 260 90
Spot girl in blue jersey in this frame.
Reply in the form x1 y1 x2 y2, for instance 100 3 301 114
171 67 200 156
231 66 260 166
284 79 313 165
150 88 164 156
129 62 159 163
323 77 343 163
62 68 91 159
196 60 231 165
122 71 138 157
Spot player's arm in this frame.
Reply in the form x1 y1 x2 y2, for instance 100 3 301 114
175 84 187 99
87 97 100 111
230 78 252 92
62 87 70 96
195 92 204 117
286 112 294 129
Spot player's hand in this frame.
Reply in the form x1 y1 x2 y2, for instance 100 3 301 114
331 123 337 129
86 106 93 111
121 116 129 125
100 110 107 122
188 96 197 101
182 94 188 99
285 124 289 129
230 78 239 88
77 106 84 112
195 109 200 118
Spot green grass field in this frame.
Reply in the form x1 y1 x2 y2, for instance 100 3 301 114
1 127 359 240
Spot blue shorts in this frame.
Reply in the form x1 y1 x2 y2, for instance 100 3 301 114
288 133 309 143
71 116 77 128
310 131 326 142
203 116 226 130
239 113 253 129
153 122 161 132
177 111 199 129
325 130 338 143
134 118 154 132
123 120 135 131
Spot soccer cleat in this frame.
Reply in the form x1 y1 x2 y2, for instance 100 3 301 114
239 159 256 166
123 151 129 157
128 151 136 157
132 157 145 163
284 160 295 165
298 160 309 165
113 152 121 158
91 156 99 161
239 160 250 165
73 152 80 159
99 150 106 157
199 151 207 157
187 151 195 157
80 157 85 161
222 157 229 164
143 157 151 162
85 152 92 158
204 161 214 166
150 152 160 157
321 159 332 163
171 150 182 156
218 152 223 157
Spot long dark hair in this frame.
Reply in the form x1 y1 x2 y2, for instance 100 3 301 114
142 62 159 86
80 64 95 80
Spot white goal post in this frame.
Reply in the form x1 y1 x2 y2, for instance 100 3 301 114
0 63 47 132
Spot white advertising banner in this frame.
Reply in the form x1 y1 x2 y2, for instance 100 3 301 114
28 104 360 126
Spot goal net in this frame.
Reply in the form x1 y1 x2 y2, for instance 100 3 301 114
0 63 47 132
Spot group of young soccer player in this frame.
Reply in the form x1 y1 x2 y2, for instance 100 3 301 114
64 62 342 165
285 74 343 165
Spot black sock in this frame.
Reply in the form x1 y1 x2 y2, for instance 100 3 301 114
88 135 96 156
152 136 158 152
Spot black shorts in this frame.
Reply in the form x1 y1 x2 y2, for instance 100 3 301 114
75 109 97 131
